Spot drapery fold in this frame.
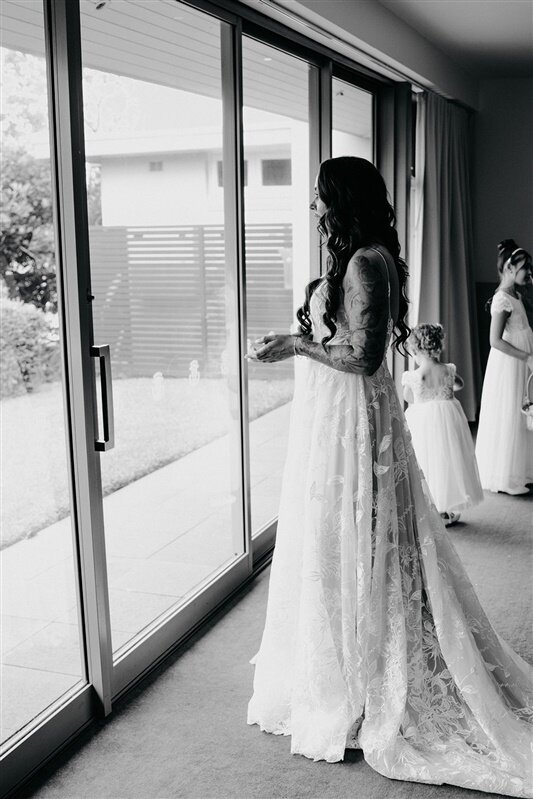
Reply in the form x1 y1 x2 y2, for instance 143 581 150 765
411 92 480 419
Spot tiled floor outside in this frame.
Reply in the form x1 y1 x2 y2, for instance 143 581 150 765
0 403 291 747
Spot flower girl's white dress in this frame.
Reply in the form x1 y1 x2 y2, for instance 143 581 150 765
475 290 533 494
248 246 533 798
402 364 484 514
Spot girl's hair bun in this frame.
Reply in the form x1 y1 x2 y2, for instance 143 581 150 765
408 323 444 355
497 238 518 254
496 238 531 275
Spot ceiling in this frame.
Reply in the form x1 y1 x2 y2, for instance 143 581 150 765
378 0 533 78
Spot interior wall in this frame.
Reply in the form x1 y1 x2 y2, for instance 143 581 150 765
473 78 533 282
268 0 478 107
472 77 533 375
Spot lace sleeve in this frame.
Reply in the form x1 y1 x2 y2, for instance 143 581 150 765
294 251 389 376
491 292 513 315
446 363 456 379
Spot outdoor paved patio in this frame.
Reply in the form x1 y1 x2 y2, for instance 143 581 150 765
0 403 290 747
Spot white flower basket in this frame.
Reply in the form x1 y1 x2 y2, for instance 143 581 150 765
522 372 533 432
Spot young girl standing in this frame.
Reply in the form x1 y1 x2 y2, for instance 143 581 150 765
475 239 533 494
402 324 483 524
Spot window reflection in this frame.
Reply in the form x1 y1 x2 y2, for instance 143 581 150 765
332 79 373 161
242 39 313 534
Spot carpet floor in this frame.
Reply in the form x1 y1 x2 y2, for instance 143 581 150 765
19 491 532 799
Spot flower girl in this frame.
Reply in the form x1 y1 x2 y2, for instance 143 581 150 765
402 324 484 524
475 239 533 494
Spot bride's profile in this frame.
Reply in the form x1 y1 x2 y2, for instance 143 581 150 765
246 157 532 798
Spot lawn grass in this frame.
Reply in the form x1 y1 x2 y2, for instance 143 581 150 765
1 376 293 548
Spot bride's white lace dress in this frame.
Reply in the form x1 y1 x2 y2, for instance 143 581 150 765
247 245 533 797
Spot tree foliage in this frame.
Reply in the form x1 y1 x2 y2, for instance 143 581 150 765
0 294 60 397
0 146 57 311
1 49 103 311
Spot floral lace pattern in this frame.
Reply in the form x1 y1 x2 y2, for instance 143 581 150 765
248 249 533 797
491 291 530 334
296 246 391 376
402 364 456 402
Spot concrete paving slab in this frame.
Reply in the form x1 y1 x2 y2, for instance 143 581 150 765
112 559 214 598
1 665 81 735
2 622 84 677
1 519 73 580
150 516 237 567
107 589 180 635
106 556 145 582
1 560 78 621
1 615 52 653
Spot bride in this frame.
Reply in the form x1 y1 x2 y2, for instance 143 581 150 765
246 157 532 798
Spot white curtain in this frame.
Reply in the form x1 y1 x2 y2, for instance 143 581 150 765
410 92 480 420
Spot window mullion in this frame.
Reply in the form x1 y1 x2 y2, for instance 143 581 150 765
44 0 113 715
220 19 253 569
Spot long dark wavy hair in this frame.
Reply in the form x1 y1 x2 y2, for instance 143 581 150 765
296 157 410 352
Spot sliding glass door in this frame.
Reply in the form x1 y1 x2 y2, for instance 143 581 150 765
78 0 247 675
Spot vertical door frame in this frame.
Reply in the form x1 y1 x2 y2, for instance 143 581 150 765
308 65 322 279
44 0 113 713
220 18 253 570
310 59 332 277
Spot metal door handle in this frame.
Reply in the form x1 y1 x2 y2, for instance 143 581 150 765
91 344 115 451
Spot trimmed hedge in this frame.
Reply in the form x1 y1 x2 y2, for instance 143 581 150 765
0 297 61 398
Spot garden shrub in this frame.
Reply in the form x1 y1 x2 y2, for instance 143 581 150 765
0 296 61 398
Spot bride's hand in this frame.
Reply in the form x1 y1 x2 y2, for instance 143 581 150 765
246 332 296 362
245 331 276 361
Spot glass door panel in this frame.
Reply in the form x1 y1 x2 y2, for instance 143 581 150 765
332 79 374 161
0 1 86 747
241 39 313 536
79 0 244 656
